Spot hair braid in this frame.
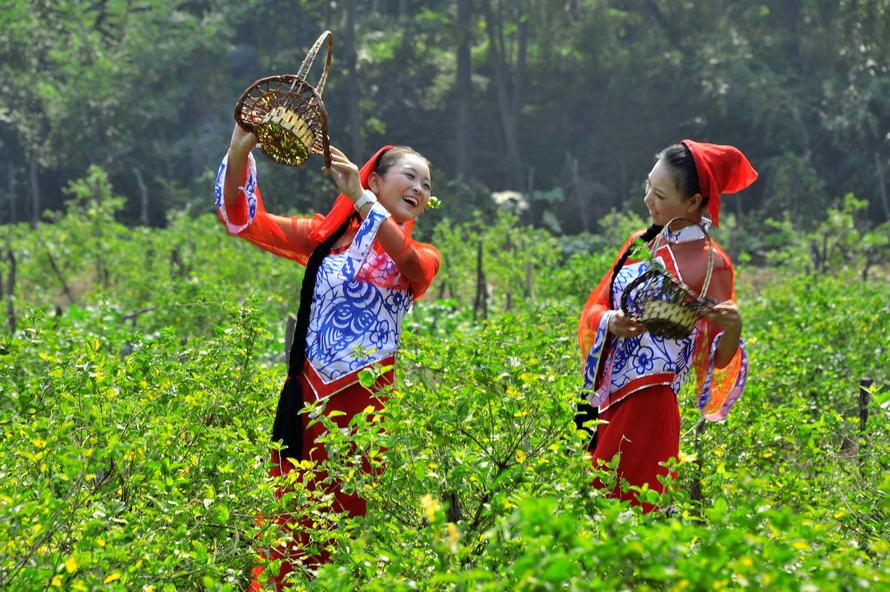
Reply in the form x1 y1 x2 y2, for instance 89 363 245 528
272 213 358 459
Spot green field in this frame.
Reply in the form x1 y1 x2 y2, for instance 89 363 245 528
0 183 887 591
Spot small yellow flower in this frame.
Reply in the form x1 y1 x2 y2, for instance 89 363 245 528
446 523 460 552
677 451 696 465
420 494 441 522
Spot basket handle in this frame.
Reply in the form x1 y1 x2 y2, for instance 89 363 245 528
651 217 716 300
619 268 661 316
296 31 333 96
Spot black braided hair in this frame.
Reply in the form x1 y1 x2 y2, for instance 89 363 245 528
272 213 357 460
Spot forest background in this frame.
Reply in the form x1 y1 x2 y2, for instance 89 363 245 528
1 0 889 242
1 1 889 590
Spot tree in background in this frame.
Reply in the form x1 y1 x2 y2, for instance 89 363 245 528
0 0 887 233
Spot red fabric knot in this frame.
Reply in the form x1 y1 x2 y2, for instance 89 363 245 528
680 139 758 227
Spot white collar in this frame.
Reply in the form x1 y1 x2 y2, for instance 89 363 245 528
661 218 711 244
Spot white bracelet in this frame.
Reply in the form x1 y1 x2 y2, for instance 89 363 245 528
353 189 378 212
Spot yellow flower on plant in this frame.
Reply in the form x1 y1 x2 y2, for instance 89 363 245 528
420 494 441 522
677 451 696 464
446 522 460 552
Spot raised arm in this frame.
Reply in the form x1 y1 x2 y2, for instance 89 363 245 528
214 124 321 265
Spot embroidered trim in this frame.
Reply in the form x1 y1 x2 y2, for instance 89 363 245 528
598 373 675 413
582 310 616 408
214 151 258 235
341 202 390 281
302 355 396 401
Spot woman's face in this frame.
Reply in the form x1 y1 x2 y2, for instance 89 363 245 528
643 158 703 228
369 153 431 224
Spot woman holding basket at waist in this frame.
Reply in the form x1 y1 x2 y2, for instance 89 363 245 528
576 140 757 511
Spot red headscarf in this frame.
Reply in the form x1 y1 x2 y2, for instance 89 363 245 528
680 140 758 227
309 145 412 242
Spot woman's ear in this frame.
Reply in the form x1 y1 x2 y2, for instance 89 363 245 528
368 172 380 193
687 192 703 214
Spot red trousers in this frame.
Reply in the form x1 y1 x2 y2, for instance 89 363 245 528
591 385 680 512
249 373 387 590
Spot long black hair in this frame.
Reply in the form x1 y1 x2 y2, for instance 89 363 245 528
272 214 357 459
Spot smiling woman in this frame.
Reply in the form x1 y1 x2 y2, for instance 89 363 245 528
216 124 440 587
576 140 757 512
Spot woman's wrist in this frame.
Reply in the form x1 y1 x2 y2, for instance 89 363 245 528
228 143 252 161
352 189 377 210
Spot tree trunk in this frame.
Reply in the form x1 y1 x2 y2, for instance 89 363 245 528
512 4 527 127
345 0 362 159
133 167 150 226
40 237 75 305
568 153 590 233
6 162 15 225
875 152 889 220
483 0 523 187
473 240 488 320
524 164 534 225
455 0 473 182
524 260 532 300
5 248 15 333
29 158 39 227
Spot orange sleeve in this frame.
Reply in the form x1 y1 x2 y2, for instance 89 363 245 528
375 217 440 300
214 151 322 266
692 246 748 421
395 240 441 300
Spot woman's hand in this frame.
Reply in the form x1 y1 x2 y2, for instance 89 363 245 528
608 310 647 338
706 301 743 368
322 146 364 201
229 123 257 156
703 301 742 335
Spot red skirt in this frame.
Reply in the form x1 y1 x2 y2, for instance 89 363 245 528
249 371 390 590
590 385 680 512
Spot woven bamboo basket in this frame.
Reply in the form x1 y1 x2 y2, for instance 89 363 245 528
620 218 716 339
234 31 333 168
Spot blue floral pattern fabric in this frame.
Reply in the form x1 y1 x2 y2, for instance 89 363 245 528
581 220 748 416
581 258 698 408
214 152 258 235
305 203 413 383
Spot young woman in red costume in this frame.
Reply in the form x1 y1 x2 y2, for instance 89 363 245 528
576 140 757 511
215 124 440 586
